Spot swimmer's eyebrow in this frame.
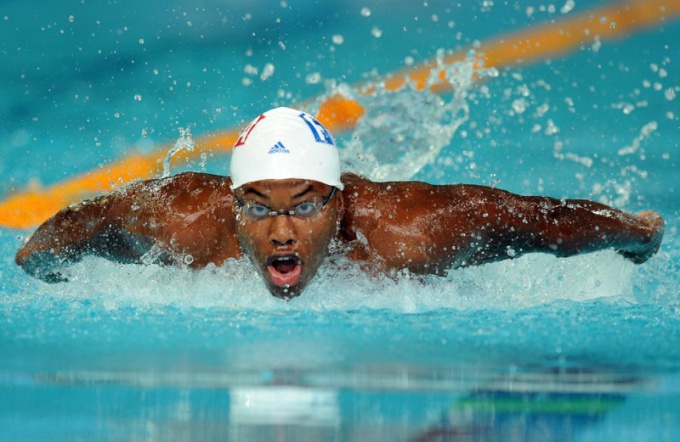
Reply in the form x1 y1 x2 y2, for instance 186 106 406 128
292 185 315 200
242 188 268 200
241 184 316 201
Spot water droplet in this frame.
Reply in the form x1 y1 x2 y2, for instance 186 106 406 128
260 63 275 81
560 0 575 14
305 72 322 85
243 64 258 76
591 36 601 53
360 7 371 17
183 254 194 265
511 98 527 114
331 34 344 45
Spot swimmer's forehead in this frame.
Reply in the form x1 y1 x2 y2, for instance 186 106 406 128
236 179 333 200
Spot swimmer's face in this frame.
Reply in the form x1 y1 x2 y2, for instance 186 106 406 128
233 179 344 299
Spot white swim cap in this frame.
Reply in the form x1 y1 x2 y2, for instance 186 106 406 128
230 107 344 190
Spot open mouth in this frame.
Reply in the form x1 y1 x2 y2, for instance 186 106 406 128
265 254 302 288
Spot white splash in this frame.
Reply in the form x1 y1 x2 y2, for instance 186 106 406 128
617 121 658 156
26 250 636 313
162 127 195 178
317 50 497 182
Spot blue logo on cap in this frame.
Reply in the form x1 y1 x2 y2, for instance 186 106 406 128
299 113 334 145
268 141 290 154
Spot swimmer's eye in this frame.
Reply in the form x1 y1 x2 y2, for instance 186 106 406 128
244 204 272 221
293 201 322 219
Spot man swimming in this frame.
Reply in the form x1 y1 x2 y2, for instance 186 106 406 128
15 107 665 298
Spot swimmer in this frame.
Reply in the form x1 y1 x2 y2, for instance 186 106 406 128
15 107 665 298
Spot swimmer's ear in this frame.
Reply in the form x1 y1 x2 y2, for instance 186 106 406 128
335 189 346 220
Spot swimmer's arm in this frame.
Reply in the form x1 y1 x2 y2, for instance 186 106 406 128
464 187 665 265
14 192 154 283
15 172 240 283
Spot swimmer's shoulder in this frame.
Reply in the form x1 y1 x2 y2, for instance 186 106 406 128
340 172 369 188
158 171 233 191
339 173 505 213
340 173 452 213
340 173 380 205
123 172 232 197
342 172 416 194
115 172 235 215
340 172 470 196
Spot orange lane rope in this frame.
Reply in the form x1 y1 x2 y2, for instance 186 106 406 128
2 0 678 229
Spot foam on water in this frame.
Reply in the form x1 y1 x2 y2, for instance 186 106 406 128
6 250 641 314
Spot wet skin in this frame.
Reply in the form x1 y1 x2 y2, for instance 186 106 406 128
15 172 665 298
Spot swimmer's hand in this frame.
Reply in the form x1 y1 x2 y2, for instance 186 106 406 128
15 247 72 283
617 211 664 264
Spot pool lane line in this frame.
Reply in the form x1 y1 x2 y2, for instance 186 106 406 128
2 0 679 230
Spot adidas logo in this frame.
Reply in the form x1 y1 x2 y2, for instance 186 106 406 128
267 141 290 154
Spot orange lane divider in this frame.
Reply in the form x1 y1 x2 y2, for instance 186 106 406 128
2 0 679 230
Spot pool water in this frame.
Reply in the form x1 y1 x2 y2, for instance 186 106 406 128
1 0 680 440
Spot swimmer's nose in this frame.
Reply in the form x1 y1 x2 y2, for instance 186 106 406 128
268 214 297 247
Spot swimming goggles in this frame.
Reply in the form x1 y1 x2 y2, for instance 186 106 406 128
235 187 336 221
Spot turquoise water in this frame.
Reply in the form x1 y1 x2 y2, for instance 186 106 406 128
2 0 680 440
